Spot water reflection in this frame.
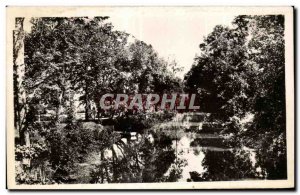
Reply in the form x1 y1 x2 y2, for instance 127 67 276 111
187 149 260 181
88 113 267 183
89 131 177 183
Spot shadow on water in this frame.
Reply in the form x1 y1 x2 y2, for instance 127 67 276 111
79 113 273 183
150 112 264 182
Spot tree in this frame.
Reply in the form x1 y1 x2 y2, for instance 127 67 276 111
184 15 287 179
68 17 129 120
128 40 182 94
244 15 286 179
13 17 30 146
24 17 81 123
17 16 186 184
184 23 249 120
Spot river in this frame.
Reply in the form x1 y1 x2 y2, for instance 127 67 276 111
153 112 263 182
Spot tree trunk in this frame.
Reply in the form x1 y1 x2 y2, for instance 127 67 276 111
13 17 29 146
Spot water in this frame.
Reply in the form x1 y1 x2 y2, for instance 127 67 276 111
82 112 263 183
155 112 262 182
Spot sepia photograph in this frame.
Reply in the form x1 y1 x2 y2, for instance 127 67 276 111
6 6 294 189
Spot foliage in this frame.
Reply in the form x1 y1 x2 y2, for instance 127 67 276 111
114 111 176 132
15 16 182 184
184 15 286 179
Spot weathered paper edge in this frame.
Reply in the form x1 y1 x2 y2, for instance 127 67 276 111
6 6 294 190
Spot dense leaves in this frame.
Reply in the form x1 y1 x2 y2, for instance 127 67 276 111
184 15 286 179
15 16 182 184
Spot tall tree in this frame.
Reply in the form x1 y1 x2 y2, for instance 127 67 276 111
184 15 287 179
184 23 249 119
13 17 31 146
245 15 286 179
